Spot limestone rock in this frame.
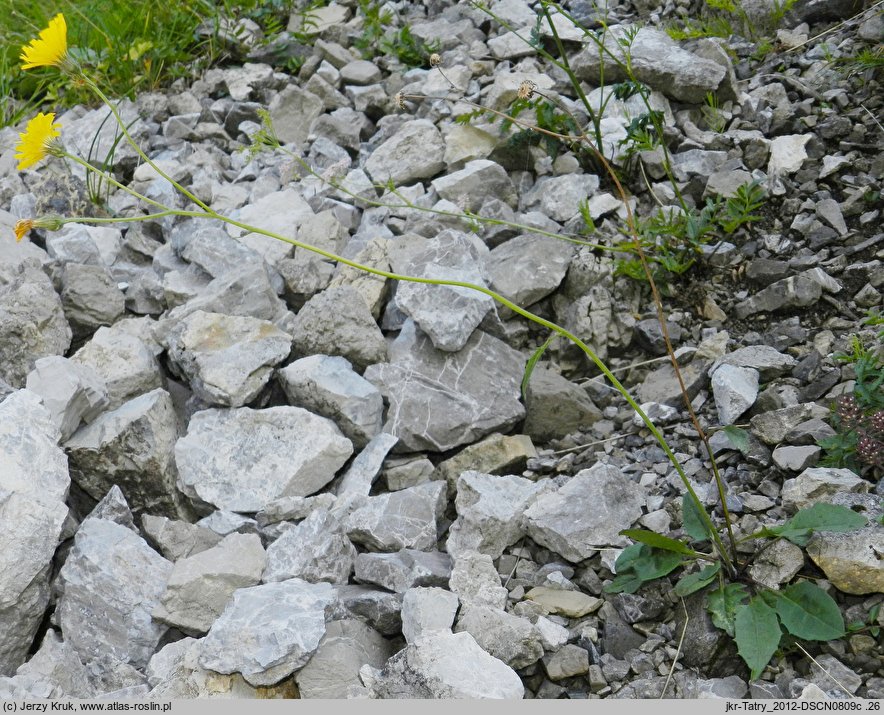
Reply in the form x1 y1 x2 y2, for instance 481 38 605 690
199 579 336 686
175 406 353 512
263 508 356 584
365 320 525 452
345 481 446 551
364 120 445 186
153 533 266 635
525 463 646 561
25 356 108 442
163 310 292 407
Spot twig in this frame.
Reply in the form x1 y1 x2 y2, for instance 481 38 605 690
784 0 884 54
794 643 856 699
661 598 689 698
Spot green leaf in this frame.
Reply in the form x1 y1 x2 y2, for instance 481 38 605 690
674 562 721 597
604 544 684 595
734 596 782 681
722 425 750 454
771 503 868 546
520 335 555 401
707 583 749 637
773 582 845 641
682 494 711 543
620 529 699 556
604 571 645 594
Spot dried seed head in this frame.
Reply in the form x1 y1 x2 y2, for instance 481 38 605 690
393 91 406 110
429 53 441 67
517 80 536 100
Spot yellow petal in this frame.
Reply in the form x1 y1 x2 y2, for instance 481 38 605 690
20 14 68 70
15 112 62 171
14 219 35 242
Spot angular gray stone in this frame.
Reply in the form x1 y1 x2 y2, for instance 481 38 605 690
367 631 523 699
163 310 292 407
25 356 108 442
544 644 590 680
750 403 830 445
487 234 574 311
747 538 804 590
60 263 126 337
711 345 797 380
295 619 393 698
56 516 172 669
263 508 356 584
525 463 646 560
365 320 526 452
3 630 94 698
449 551 509 609
65 388 188 519
0 478 67 675
71 326 163 410
0 390 70 505
522 173 600 222
638 358 709 407
198 579 336 687
771 445 821 472
267 85 323 147
353 549 451 593
391 231 495 352
345 481 446 551
277 355 383 448
571 26 728 103
447 471 547 559
146 637 293 699
735 274 822 319
156 265 291 344
781 468 868 511
153 533 265 635
431 159 517 212
768 134 812 175
711 364 759 425
141 515 223 562
226 188 312 267
0 260 72 388
401 587 460 644
332 586 403 636
175 406 353 512
454 605 544 669
336 432 399 496
291 285 387 370
364 120 445 186
523 366 602 442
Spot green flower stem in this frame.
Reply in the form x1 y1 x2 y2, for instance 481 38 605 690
82 76 214 214
82 76 734 575
63 152 170 211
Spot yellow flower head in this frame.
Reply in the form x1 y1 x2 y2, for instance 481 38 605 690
20 14 68 70
13 216 63 242
14 219 35 242
15 112 62 170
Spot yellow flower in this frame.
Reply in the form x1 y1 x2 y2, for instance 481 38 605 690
20 13 68 70
13 216 63 242
15 112 62 170
14 219 35 242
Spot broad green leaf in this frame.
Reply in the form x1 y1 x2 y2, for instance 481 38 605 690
612 543 645 574
734 597 782 681
682 493 711 543
773 582 845 641
674 562 721 597
604 544 684 594
722 425 750 454
707 583 749 637
604 571 645 594
772 503 868 547
620 529 699 556
630 546 685 582
520 335 555 401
